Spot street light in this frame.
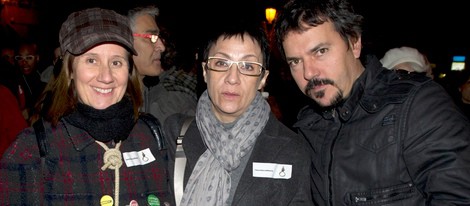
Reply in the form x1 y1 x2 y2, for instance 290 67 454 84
265 7 276 24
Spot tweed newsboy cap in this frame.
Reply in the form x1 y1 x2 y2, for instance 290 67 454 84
59 7 137 56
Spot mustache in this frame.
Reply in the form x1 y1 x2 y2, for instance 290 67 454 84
305 78 334 93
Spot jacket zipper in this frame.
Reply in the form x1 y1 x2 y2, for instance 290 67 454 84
353 183 414 204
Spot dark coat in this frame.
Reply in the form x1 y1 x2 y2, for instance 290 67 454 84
295 55 470 205
0 117 174 205
164 113 315 206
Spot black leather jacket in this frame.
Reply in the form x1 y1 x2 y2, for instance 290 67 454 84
294 55 470 205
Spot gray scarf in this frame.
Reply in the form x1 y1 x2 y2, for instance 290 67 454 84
181 90 270 206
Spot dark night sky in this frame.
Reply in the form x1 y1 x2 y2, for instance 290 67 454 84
35 0 470 72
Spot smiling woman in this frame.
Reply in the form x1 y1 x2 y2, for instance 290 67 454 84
72 44 130 109
0 7 175 206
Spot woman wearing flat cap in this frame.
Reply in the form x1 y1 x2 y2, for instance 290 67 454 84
0 7 174 206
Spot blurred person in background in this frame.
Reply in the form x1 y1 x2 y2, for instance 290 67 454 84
1 45 15 66
454 69 470 119
1 44 22 102
40 45 62 83
15 39 47 123
0 84 27 157
128 5 197 126
381 46 434 79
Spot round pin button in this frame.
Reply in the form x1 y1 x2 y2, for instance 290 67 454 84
147 194 160 206
100 195 113 206
129 199 139 206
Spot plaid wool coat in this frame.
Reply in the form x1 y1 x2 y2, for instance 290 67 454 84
0 117 174 205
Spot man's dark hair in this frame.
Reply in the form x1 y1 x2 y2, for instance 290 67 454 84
274 0 363 60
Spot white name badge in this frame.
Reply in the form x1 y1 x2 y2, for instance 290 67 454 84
123 148 155 167
252 162 292 179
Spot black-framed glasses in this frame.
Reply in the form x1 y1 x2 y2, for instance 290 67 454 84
206 57 265 76
133 33 159 44
15 55 35 61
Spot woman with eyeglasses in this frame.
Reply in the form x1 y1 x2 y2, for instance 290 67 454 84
164 20 314 206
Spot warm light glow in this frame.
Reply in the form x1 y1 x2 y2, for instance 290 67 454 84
438 73 446 79
265 8 277 24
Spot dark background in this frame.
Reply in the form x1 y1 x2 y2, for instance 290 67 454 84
32 0 469 74
2 0 467 127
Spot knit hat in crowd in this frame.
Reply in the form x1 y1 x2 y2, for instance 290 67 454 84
59 8 137 56
380 46 426 72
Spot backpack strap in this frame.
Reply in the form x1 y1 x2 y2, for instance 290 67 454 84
174 116 194 206
33 118 48 174
139 113 166 151
33 118 48 157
